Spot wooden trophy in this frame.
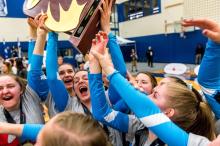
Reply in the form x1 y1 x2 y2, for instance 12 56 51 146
23 0 103 55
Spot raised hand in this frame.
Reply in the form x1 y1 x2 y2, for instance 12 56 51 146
100 0 113 34
182 18 220 43
27 17 38 40
90 31 114 75
91 31 109 54
34 13 49 37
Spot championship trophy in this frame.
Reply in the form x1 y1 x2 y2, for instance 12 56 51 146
23 0 103 54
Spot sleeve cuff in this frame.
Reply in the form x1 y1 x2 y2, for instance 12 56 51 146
88 73 102 80
107 70 119 81
21 124 44 142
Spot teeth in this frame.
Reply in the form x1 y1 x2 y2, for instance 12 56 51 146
2 96 12 100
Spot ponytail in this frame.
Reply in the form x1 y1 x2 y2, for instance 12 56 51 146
187 102 215 140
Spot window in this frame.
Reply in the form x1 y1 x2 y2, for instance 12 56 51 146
123 0 160 21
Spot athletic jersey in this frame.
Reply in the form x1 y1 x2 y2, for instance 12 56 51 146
107 32 130 113
107 71 189 146
43 32 85 117
0 39 48 145
187 133 210 146
45 93 84 117
0 85 45 145
45 32 70 113
197 39 220 119
89 73 149 145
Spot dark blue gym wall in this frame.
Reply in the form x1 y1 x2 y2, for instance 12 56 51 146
121 30 207 64
3 0 26 18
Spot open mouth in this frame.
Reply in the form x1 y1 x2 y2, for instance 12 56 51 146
2 96 13 101
79 86 88 95
64 78 73 84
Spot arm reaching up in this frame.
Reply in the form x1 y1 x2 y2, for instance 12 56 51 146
182 18 220 119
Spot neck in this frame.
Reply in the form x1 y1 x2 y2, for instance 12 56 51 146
68 89 75 97
148 131 157 142
6 103 20 112
82 101 91 110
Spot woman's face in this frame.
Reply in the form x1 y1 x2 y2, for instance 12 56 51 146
149 83 169 112
2 64 8 73
0 76 22 111
158 77 173 86
135 73 154 94
73 71 90 104
58 64 75 90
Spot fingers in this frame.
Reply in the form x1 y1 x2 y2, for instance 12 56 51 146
108 0 113 11
96 33 102 43
39 14 48 30
182 18 216 30
92 39 96 46
102 0 107 12
27 17 38 28
99 6 104 14
91 50 102 61
202 29 220 43
100 31 108 40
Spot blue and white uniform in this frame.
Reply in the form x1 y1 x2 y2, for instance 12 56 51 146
107 32 130 113
198 39 220 119
89 73 146 145
44 32 84 117
0 39 48 145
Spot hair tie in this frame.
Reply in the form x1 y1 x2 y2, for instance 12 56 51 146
187 83 193 90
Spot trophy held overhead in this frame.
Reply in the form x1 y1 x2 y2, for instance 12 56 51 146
23 0 103 55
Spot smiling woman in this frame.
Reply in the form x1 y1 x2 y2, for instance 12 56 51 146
0 74 45 145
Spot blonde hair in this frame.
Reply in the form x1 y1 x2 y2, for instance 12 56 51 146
165 82 215 140
42 112 111 146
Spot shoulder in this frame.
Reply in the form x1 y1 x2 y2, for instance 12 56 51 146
187 133 210 146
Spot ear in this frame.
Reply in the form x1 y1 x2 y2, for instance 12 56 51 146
164 108 175 118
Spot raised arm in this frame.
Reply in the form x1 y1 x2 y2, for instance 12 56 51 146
100 0 129 112
90 33 190 146
27 15 49 101
88 32 129 132
182 18 220 119
27 18 36 65
89 73 129 132
46 32 69 112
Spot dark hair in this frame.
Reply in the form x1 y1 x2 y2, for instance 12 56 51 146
16 58 25 71
73 70 88 78
58 63 75 72
137 72 157 88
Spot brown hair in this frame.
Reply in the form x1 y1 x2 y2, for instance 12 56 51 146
165 82 215 140
42 112 111 146
137 72 157 88
3 61 12 74
58 63 75 72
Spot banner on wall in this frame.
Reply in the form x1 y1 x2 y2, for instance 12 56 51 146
23 0 103 55
0 0 7 16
